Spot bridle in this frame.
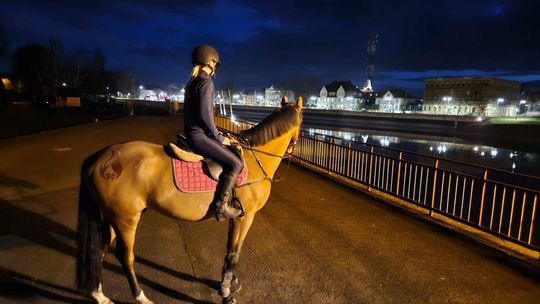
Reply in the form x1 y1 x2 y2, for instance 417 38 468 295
229 132 299 187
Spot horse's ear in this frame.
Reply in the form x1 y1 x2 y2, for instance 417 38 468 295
281 96 289 107
296 96 303 109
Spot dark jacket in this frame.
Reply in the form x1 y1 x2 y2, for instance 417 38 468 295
183 70 225 143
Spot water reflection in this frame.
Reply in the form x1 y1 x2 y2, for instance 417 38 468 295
305 127 539 176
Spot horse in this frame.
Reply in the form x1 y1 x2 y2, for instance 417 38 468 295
76 97 303 304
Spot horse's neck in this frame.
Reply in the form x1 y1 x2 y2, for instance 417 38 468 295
251 131 293 179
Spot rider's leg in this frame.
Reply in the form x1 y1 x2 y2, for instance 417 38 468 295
187 135 244 220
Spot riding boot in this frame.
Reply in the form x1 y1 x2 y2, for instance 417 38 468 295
214 172 244 221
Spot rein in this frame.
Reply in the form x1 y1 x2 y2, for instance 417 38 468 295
228 133 297 187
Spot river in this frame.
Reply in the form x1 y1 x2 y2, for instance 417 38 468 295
228 107 540 177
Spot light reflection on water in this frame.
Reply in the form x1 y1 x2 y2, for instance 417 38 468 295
305 128 540 177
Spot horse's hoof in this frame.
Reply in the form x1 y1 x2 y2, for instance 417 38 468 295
93 297 114 304
222 297 236 304
91 285 114 304
135 290 153 304
230 276 241 294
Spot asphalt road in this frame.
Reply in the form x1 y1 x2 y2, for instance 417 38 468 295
0 115 539 304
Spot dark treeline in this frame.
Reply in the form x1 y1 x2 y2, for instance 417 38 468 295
0 23 6 103
7 39 137 103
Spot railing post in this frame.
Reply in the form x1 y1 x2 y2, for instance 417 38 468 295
396 152 403 195
368 146 374 190
430 159 440 216
346 141 352 177
479 169 488 227
327 137 334 174
529 194 537 246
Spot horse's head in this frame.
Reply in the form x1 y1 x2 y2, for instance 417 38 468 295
280 96 303 155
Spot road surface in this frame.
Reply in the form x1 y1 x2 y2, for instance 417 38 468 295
0 115 538 303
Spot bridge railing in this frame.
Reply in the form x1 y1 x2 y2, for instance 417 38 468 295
215 115 540 253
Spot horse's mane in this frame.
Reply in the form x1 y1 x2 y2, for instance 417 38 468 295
240 104 302 147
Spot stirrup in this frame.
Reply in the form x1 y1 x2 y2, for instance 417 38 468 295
216 198 244 221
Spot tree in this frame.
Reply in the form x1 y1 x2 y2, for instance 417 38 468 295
0 21 6 59
11 40 67 101
12 44 49 99
66 48 90 88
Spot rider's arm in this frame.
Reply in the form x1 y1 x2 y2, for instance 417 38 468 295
198 78 225 143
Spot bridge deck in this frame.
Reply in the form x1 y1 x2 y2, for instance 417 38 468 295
0 116 538 303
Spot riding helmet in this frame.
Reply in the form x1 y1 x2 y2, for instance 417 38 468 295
191 45 221 67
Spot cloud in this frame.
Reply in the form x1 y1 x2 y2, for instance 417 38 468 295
1 0 539 89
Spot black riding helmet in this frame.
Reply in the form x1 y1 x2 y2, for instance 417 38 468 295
191 45 221 67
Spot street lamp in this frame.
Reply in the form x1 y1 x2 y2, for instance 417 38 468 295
497 98 504 116
443 96 452 115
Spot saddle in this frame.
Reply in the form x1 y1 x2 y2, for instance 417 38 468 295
165 134 247 193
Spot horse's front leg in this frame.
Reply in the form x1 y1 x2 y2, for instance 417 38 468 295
220 213 254 303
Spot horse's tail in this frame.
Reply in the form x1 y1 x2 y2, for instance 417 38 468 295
76 151 104 295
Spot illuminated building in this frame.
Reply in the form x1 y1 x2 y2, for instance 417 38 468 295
422 77 521 116
264 85 294 107
139 85 168 101
319 81 363 110
375 89 417 113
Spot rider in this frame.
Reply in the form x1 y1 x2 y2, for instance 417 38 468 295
183 45 244 221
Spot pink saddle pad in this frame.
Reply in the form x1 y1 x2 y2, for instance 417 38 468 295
172 159 248 193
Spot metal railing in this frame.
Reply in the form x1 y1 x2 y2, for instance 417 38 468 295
215 115 540 252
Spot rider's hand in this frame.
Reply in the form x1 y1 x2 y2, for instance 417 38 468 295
222 137 231 146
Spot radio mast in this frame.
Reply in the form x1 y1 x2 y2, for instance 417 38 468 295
361 33 378 93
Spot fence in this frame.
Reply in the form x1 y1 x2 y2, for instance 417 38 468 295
215 115 540 253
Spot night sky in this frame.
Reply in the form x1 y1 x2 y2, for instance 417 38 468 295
1 0 539 95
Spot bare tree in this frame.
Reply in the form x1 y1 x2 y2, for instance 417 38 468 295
68 48 90 88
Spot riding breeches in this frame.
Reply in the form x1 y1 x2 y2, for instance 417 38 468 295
186 133 243 176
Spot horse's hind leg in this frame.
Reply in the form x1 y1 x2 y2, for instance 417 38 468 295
113 213 153 304
91 221 116 304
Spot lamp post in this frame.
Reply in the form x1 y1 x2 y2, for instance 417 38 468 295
497 98 504 117
442 96 452 115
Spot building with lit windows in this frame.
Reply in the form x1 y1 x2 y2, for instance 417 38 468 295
318 81 363 110
375 89 417 113
422 77 521 116
139 85 168 101
265 85 294 107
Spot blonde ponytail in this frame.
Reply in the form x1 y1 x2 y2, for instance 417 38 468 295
191 65 201 78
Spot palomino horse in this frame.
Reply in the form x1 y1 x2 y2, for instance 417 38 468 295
76 97 303 304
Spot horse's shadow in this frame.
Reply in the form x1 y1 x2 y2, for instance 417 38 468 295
0 196 217 304
0 268 105 304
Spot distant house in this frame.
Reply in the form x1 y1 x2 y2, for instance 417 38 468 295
375 89 417 113
319 80 363 110
265 85 294 107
